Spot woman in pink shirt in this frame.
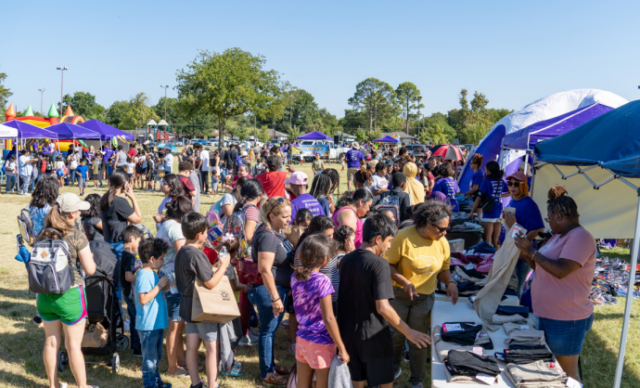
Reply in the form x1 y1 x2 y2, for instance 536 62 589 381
332 188 373 249
508 185 596 383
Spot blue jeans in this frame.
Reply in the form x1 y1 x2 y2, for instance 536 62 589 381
20 175 30 194
29 173 37 192
69 169 76 186
138 329 165 388
5 175 16 193
250 284 289 378
123 294 141 351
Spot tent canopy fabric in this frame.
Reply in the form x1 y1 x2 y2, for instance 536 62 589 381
373 135 400 143
0 124 18 138
45 122 101 140
458 89 628 192
535 100 640 178
297 131 332 141
504 103 614 150
79 119 135 141
0 120 58 139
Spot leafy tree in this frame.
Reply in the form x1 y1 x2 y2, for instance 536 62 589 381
471 91 489 113
395 82 424 134
420 123 451 145
288 89 320 130
257 126 271 143
288 125 301 142
355 128 368 142
348 78 396 133
59 92 105 120
0 72 12 111
176 48 279 150
257 81 288 133
460 120 491 144
368 129 384 141
105 100 129 128
488 108 512 124
120 93 160 130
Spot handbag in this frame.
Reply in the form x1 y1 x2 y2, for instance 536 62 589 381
480 179 501 214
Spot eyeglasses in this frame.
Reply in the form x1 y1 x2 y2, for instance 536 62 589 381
431 223 450 233
507 181 521 187
161 181 168 186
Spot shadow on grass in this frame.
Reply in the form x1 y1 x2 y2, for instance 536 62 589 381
0 287 34 301
583 326 640 387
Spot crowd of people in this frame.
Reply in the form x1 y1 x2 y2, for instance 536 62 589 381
15 138 596 388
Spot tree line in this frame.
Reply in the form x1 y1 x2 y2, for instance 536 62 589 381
0 51 512 145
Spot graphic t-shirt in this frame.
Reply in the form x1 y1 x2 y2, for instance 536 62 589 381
157 220 185 273
135 268 169 331
345 149 364 169
432 177 460 212
371 174 388 192
256 171 288 198
290 193 325 224
478 178 509 219
291 271 335 345
384 226 450 295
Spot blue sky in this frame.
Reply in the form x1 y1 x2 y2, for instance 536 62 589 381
2 0 639 118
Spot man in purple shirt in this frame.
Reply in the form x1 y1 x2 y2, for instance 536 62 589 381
101 145 113 184
286 171 325 223
344 142 364 191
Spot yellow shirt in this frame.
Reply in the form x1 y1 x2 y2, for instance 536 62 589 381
384 226 451 295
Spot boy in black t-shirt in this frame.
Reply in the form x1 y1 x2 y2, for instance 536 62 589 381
175 213 231 388
338 214 431 388
121 225 144 356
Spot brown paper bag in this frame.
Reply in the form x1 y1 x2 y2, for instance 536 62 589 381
191 275 240 324
81 322 108 348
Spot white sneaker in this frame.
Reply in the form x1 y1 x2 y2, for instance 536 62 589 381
238 335 257 346
249 328 260 342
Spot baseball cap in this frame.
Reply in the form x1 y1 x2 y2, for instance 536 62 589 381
351 142 360 149
56 192 90 213
506 171 527 181
285 171 308 185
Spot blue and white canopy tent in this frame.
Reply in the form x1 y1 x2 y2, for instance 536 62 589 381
531 99 640 388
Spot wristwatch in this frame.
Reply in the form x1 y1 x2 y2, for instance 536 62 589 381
447 280 457 286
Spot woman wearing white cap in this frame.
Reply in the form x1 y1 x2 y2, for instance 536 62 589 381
37 192 98 388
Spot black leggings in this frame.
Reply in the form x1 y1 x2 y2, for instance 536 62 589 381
200 170 209 192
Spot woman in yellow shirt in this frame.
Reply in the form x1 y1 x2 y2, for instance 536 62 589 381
384 200 458 387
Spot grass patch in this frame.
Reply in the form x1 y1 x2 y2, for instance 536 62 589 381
0 160 638 387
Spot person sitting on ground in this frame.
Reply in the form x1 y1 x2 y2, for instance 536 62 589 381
135 238 171 388
337 214 430 388
287 172 325 223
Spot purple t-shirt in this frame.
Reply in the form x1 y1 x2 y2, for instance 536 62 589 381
432 177 460 212
290 193 325 224
346 149 364 169
291 271 335 345
102 148 113 162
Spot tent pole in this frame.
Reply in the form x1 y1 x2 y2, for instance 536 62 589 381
613 193 640 388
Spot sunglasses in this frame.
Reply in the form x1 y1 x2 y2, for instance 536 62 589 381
507 181 521 187
431 223 450 233
161 181 169 186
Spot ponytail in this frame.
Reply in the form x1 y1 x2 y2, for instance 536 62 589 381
232 179 263 213
293 235 335 281
100 170 127 211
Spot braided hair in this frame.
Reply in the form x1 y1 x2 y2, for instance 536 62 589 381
293 234 336 281
547 185 579 220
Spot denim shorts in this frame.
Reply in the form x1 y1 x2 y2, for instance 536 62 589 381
165 291 182 322
538 314 593 356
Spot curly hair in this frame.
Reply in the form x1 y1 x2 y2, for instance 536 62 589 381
30 176 59 209
293 234 335 281
438 163 455 178
413 200 452 229
471 153 484 167
81 193 101 219
547 185 579 220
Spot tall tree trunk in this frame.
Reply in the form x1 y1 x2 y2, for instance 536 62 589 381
369 107 373 133
405 96 410 134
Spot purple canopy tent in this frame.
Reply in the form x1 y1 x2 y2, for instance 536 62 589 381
0 120 59 139
79 119 135 141
503 103 613 151
45 122 102 140
296 131 332 141
373 135 400 143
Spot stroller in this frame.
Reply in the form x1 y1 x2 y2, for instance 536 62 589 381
58 241 129 374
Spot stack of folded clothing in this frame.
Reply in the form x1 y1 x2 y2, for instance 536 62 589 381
504 329 546 347
503 322 536 334
494 348 554 364
433 324 492 362
491 305 530 325
441 322 493 349
504 360 568 387
444 350 501 384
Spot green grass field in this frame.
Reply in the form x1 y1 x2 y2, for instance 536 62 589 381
0 160 638 387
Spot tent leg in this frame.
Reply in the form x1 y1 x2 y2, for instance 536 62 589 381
613 194 640 388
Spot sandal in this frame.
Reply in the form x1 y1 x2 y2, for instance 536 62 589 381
263 373 288 386
274 365 291 376
167 366 190 377
221 363 246 377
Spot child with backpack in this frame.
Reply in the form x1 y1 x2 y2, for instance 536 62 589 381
176 213 231 388
135 238 171 388
122 225 145 357
292 234 349 388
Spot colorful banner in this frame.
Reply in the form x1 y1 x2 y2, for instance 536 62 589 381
299 144 330 157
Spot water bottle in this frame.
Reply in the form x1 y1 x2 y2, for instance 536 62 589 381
166 271 178 294
218 246 229 261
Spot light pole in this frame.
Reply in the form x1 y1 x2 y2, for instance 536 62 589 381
289 93 294 129
38 89 46 115
160 85 169 120
417 95 423 135
56 66 68 114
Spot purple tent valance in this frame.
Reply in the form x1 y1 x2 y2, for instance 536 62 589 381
0 120 58 139
79 119 135 141
503 103 613 150
373 135 400 143
297 131 332 141
45 122 101 140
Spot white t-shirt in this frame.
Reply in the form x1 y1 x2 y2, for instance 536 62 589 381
127 162 135 174
200 150 210 171
214 193 237 226
163 154 174 171
371 174 389 191
4 160 16 175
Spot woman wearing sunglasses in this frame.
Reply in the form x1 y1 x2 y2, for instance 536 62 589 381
504 171 545 296
508 186 595 383
384 200 458 385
